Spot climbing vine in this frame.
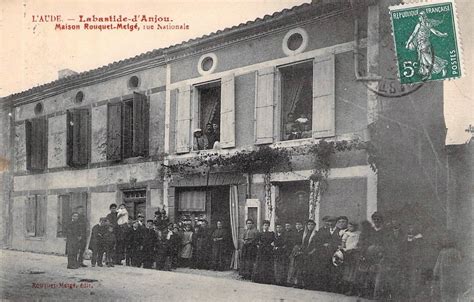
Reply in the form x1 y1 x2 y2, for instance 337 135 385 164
162 139 378 219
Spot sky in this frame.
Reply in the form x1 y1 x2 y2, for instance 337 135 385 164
1 0 472 143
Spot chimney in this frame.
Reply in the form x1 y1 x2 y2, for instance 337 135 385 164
58 69 78 79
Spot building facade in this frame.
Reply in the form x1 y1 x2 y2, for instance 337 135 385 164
1 0 449 256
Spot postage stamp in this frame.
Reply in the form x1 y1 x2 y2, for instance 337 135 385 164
389 0 463 84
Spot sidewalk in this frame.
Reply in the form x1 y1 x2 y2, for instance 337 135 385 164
0 249 368 302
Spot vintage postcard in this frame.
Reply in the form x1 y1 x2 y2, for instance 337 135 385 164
0 0 472 301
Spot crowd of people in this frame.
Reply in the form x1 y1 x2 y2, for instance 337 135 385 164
65 205 466 301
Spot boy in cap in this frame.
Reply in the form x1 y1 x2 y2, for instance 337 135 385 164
89 217 108 267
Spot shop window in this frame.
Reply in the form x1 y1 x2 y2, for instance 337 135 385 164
67 109 90 167
123 189 147 220
280 61 313 141
25 117 48 172
275 181 309 226
25 195 47 237
57 192 88 237
107 92 149 161
193 83 221 151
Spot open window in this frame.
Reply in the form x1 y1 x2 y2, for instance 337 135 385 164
193 82 221 151
279 61 313 141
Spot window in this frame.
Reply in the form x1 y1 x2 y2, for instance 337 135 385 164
57 192 88 237
128 76 140 89
194 82 221 151
275 181 309 226
197 53 217 75
123 189 146 220
175 74 235 153
74 91 84 104
280 61 313 141
26 195 47 237
67 109 90 167
282 28 308 56
254 54 335 145
25 117 48 171
107 92 149 160
34 102 44 115
178 190 206 212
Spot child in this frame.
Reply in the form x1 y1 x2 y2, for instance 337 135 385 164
89 217 108 267
102 225 116 267
341 222 361 295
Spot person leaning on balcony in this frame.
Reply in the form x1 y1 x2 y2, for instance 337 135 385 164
193 128 209 151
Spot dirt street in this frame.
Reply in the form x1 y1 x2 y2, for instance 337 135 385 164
0 249 367 301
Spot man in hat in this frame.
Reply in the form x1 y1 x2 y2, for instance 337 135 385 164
193 128 209 150
142 220 157 269
312 216 339 291
74 205 88 267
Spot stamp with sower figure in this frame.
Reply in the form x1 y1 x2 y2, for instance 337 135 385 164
389 0 463 84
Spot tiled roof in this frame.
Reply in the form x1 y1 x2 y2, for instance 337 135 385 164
3 0 349 103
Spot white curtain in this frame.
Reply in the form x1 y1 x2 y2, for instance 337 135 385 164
229 185 240 270
178 190 206 211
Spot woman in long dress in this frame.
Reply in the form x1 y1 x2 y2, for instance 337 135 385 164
252 220 275 284
211 221 228 271
405 11 448 78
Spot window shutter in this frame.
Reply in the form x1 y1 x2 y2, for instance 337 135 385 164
312 54 335 138
25 120 32 171
176 86 192 153
107 102 123 161
132 92 149 157
36 195 47 237
58 194 71 237
220 74 236 148
255 67 275 145
27 118 47 171
77 109 90 165
122 102 133 159
67 109 90 167
25 196 36 236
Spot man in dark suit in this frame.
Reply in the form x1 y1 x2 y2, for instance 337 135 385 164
66 212 85 269
74 206 88 267
313 216 339 291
